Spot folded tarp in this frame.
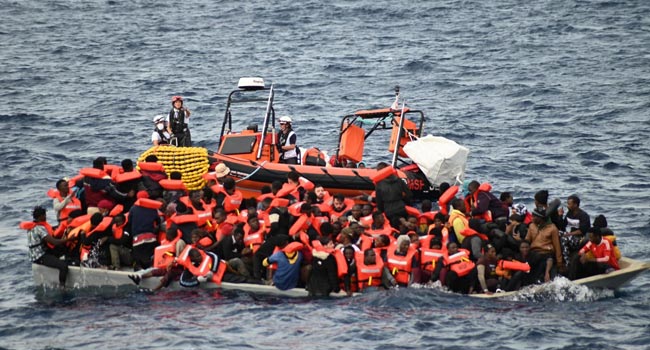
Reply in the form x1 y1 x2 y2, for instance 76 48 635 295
403 135 469 186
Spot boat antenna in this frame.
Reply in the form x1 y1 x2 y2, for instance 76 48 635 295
391 99 406 167
257 83 274 160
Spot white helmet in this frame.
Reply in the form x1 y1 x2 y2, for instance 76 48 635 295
279 116 293 124
153 115 165 123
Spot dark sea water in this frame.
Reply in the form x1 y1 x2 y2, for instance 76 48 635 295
1 0 649 349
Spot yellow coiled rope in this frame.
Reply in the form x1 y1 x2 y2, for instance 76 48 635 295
137 145 210 191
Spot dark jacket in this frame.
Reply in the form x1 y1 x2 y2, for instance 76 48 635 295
307 250 340 296
375 175 412 217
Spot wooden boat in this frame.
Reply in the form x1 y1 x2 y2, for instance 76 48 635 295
470 257 650 299
209 78 467 200
31 264 351 298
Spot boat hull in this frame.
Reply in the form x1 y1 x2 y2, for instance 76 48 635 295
212 153 435 200
470 257 650 299
31 264 350 298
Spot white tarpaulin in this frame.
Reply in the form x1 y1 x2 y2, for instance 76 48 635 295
402 135 469 186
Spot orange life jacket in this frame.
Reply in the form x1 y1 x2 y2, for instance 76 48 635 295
371 166 397 185
243 223 267 253
176 246 227 284
114 171 142 184
355 251 384 290
438 185 458 216
154 234 181 269
386 246 417 285
445 249 476 277
47 189 82 221
420 247 446 272
312 242 348 278
497 259 531 273
137 161 165 173
160 179 186 191
179 196 214 226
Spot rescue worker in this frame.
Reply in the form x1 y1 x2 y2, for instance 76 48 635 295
151 114 171 146
167 95 191 147
277 116 299 164
374 162 412 230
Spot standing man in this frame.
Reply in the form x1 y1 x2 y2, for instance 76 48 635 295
167 95 191 147
277 116 299 164
374 162 412 230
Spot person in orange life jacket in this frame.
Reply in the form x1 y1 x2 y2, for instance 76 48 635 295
151 114 171 146
427 212 449 245
129 198 162 270
399 215 423 236
307 236 342 297
362 248 397 289
341 245 358 295
444 241 477 294
347 204 363 225
84 157 127 214
527 206 562 282
106 213 133 270
503 240 537 291
389 235 420 286
162 171 185 205
26 206 69 287
476 244 500 294
213 177 243 214
80 212 112 267
374 162 412 231
212 207 234 241
373 234 391 262
425 238 446 283
139 155 166 199
52 179 81 223
449 198 483 261
277 116 299 164
166 95 192 147
466 180 509 226
114 159 139 211
313 184 331 205
560 194 591 267
252 208 291 280
569 227 619 280
214 225 251 277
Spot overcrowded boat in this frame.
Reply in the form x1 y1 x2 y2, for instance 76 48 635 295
22 78 650 298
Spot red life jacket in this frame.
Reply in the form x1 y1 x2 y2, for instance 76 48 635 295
386 246 417 285
497 259 531 273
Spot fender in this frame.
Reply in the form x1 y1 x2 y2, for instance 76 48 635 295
371 166 397 185
438 185 459 216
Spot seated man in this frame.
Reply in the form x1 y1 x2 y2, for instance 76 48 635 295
263 241 304 290
569 227 619 280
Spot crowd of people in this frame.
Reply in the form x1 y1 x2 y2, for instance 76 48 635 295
22 154 622 295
